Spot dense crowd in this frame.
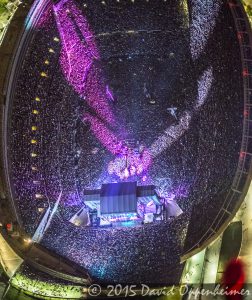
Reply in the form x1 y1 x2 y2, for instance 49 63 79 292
6 0 244 285
11 264 82 298
189 0 222 61
41 213 188 284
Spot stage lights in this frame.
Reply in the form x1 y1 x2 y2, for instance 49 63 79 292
23 238 32 244
40 72 47 77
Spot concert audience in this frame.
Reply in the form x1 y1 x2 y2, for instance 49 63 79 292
6 0 244 285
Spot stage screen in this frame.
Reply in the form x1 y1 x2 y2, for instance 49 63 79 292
100 182 138 215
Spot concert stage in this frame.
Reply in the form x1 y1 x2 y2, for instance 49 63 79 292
70 182 164 227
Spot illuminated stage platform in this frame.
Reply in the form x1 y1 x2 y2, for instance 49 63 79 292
70 182 164 227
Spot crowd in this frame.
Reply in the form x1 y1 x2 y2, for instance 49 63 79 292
41 213 189 285
11 264 83 298
189 0 222 61
183 0 245 251
6 0 245 285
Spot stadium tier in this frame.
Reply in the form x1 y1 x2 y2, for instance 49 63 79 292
2 0 250 288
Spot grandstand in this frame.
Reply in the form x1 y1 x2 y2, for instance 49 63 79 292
0 0 252 298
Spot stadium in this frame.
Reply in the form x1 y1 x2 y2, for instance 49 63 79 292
0 0 252 299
